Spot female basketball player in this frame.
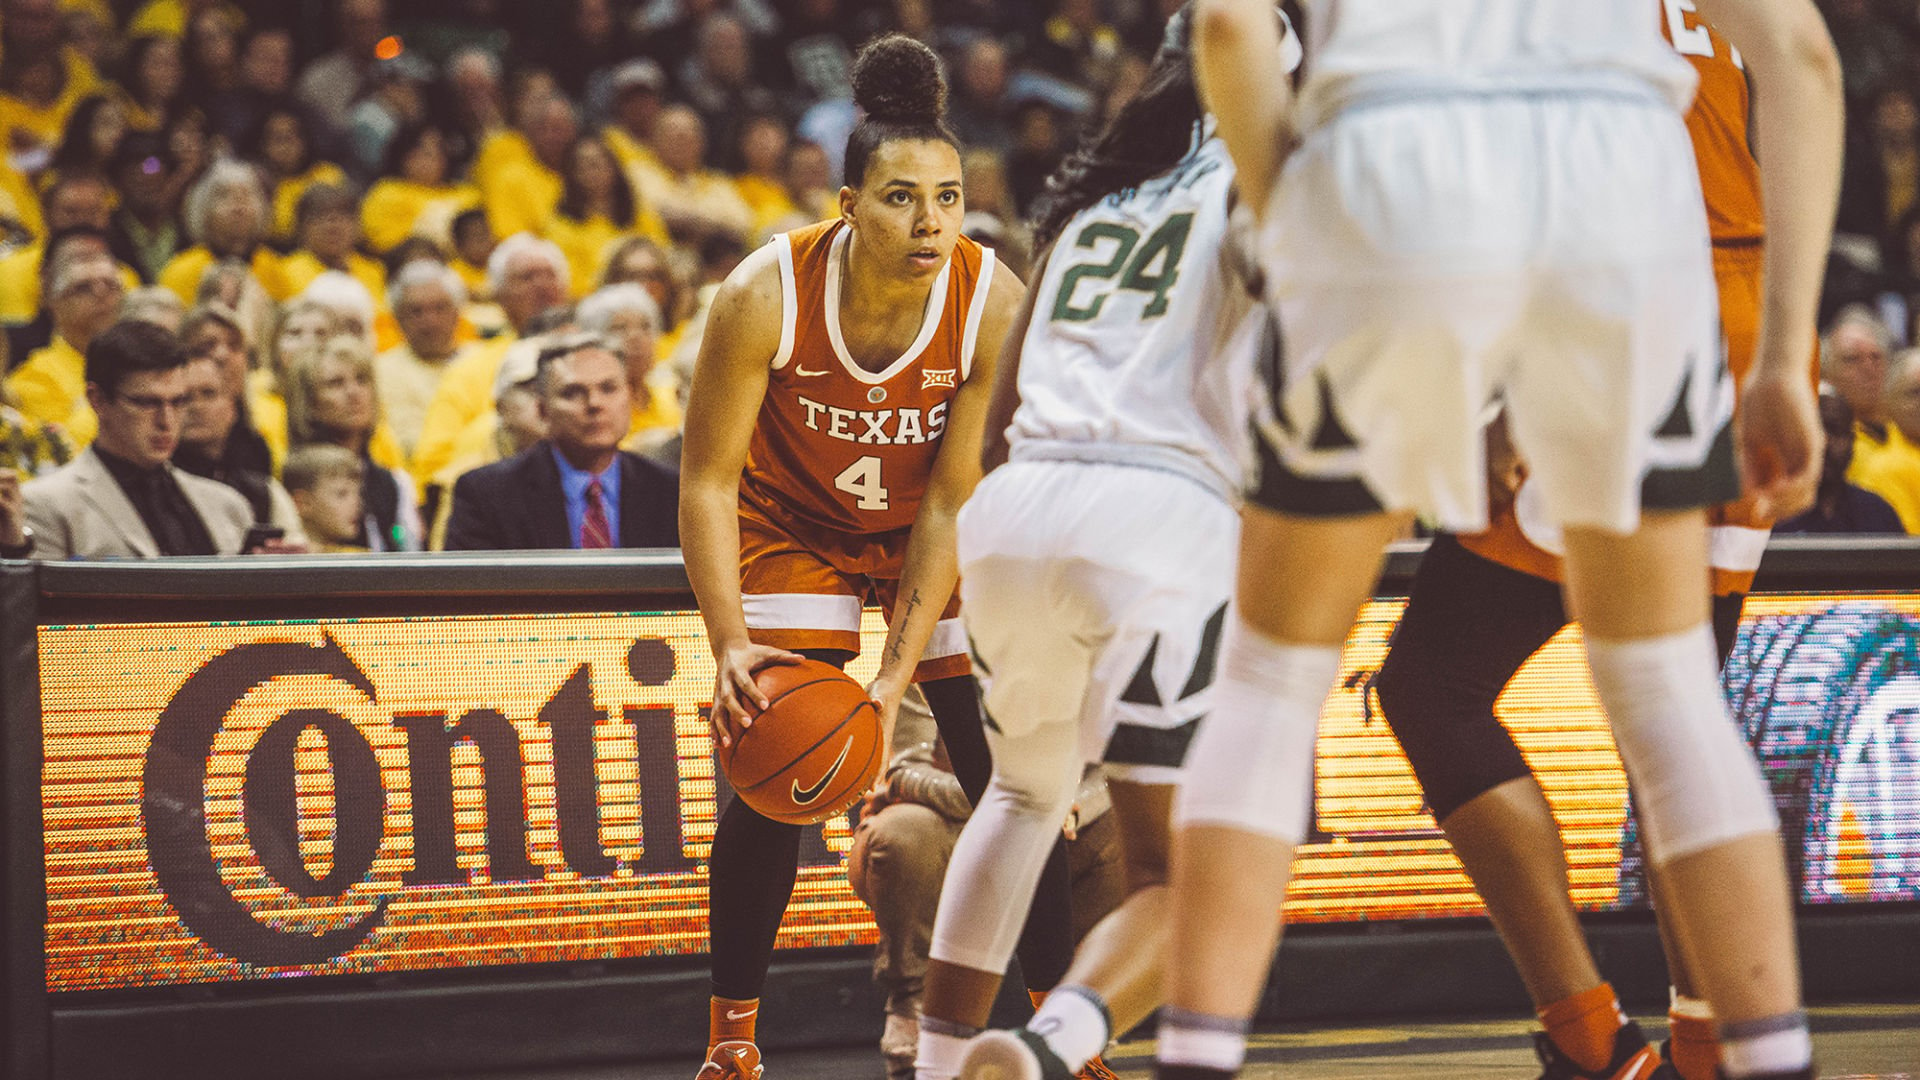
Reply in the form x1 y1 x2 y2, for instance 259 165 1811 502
1154 2 1839 1079
678 35 1074 1080
1368 8 1804 1079
907 10 1283 1079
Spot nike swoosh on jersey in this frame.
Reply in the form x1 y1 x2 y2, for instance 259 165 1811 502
790 737 853 806
794 366 829 377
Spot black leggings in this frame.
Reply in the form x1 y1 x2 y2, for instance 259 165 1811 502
708 653 1076 1000
1373 534 1745 822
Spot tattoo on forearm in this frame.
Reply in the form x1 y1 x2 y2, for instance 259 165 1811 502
886 589 924 667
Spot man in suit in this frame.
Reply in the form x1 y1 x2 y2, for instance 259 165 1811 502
17 321 253 559
443 333 679 551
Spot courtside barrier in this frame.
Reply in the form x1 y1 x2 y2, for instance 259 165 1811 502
2 539 1915 1078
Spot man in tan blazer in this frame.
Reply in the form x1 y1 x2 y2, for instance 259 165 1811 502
18 321 252 560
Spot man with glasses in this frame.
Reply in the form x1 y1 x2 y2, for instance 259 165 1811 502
13 321 252 559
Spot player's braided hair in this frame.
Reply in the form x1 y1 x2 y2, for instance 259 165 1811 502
845 34 960 188
1029 7 1206 251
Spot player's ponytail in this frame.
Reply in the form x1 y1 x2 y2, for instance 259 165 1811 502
1030 10 1206 251
845 34 959 188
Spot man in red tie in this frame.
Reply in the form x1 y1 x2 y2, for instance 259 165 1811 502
442 333 680 551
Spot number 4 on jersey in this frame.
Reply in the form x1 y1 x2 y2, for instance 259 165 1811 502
835 456 889 511
1052 214 1195 323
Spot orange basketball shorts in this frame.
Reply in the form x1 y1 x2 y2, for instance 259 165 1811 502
737 501 969 683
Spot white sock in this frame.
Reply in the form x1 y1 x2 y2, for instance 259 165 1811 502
1028 984 1111 1071
1156 1006 1248 1071
914 1015 976 1080
1671 989 1715 1021
1720 1011 1812 1077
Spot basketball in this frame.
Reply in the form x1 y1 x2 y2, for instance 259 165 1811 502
719 659 884 825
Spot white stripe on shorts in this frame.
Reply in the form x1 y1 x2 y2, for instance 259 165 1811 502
1709 525 1770 574
925 617 967 661
742 592 863 632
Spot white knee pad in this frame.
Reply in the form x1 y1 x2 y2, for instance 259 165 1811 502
1584 624 1778 864
1175 617 1335 843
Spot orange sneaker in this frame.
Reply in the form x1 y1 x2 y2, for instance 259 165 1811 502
695 1040 764 1080
1534 1022 1665 1080
1077 1054 1121 1080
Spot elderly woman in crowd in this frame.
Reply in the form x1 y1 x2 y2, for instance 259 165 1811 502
285 334 422 552
576 282 679 456
158 159 279 304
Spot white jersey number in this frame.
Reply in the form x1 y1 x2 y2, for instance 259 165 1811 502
1664 0 1740 66
835 456 890 511
1051 214 1196 323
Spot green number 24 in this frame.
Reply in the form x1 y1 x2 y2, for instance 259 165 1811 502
1050 213 1195 323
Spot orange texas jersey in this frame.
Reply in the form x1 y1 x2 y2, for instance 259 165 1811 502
740 219 998 538
1662 0 1764 246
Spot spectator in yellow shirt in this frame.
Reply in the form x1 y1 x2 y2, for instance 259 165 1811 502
628 104 753 244
545 134 670 298
577 282 681 456
409 233 569 484
449 207 496 302
247 104 347 244
0 0 104 163
481 92 574 241
733 114 802 237
272 183 387 304
1854 348 1920 532
377 260 469 460
6 240 126 439
361 124 479 254
0 172 117 324
128 0 245 40
601 59 669 177
159 159 281 304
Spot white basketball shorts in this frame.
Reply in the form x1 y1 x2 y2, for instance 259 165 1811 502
1250 85 1735 535
956 460 1238 785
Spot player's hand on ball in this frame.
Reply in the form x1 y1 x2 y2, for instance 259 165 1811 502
1737 364 1821 522
710 642 803 749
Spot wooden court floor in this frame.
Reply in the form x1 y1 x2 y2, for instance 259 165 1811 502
416 1002 1917 1079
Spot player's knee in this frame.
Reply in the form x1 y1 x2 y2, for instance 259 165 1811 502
1374 660 1531 821
1175 623 1335 843
1587 627 1777 864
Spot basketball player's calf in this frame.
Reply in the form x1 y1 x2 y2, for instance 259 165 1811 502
1563 514 1810 1080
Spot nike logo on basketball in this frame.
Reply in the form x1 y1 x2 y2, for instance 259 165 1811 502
795 366 829 377
791 737 853 805
726 1008 757 1021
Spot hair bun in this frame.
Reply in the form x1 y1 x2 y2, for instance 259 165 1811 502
852 34 947 126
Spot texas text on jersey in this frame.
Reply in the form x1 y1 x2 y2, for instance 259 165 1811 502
740 218 996 537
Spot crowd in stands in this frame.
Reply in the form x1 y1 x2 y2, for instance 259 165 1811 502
1 0 1918 560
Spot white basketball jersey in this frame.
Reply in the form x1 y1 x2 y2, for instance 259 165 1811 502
1007 136 1260 499
1295 0 1698 125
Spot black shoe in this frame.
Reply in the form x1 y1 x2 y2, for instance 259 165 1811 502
1535 1021 1665 1080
